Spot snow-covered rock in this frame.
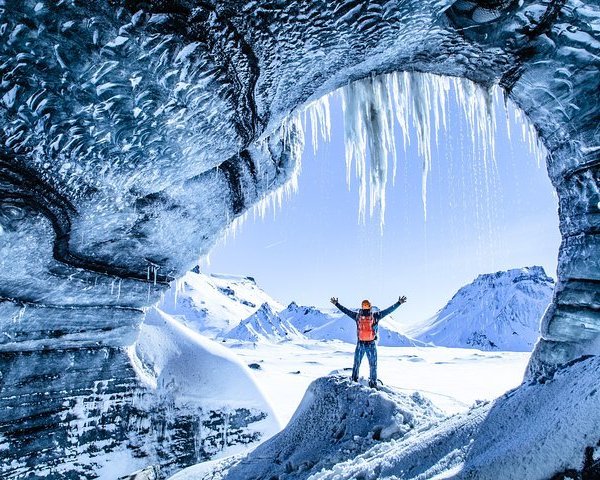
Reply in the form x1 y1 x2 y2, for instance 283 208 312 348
123 306 280 477
159 272 283 338
298 356 600 480
223 303 302 342
178 375 444 480
411 266 554 351
133 306 280 415
280 302 423 347
170 357 600 480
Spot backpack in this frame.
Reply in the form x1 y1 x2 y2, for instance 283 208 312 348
357 313 376 342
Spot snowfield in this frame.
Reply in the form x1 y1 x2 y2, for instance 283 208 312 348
219 340 530 422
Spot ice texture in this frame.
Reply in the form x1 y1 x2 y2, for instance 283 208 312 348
221 375 444 480
0 0 599 477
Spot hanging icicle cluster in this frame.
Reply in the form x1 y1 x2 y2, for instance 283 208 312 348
225 70 546 241
341 72 493 227
340 71 547 229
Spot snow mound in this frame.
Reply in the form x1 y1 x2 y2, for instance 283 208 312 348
281 302 423 346
159 271 283 338
131 306 280 418
412 266 554 351
217 375 444 480
223 303 303 342
304 356 600 480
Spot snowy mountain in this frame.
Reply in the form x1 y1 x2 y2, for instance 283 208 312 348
411 266 554 351
280 302 423 347
159 271 283 338
224 303 303 342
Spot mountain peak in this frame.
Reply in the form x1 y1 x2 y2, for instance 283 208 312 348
413 267 554 351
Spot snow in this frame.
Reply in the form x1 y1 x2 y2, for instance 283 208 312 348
218 340 530 424
410 266 554 351
158 271 283 338
223 303 303 342
131 306 280 420
220 376 444 480
170 355 600 480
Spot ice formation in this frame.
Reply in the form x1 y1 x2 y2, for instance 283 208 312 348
308 72 546 228
0 0 598 478
236 68 547 235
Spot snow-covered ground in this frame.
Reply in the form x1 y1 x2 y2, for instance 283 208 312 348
153 269 582 480
169 351 600 480
220 338 530 424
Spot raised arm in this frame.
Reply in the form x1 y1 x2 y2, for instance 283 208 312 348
375 296 407 320
330 297 357 320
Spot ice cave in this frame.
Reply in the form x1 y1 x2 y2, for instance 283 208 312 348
0 0 598 479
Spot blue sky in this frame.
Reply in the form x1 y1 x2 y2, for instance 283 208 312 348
204 85 560 329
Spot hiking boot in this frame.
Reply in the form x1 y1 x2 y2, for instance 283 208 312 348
351 376 358 382
368 380 377 389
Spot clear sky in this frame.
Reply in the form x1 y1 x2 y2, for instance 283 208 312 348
203 83 560 330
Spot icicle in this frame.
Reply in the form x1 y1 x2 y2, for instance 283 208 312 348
341 76 395 229
306 94 331 153
214 69 544 240
173 277 185 309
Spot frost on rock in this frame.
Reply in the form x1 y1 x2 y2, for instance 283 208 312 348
216 375 444 480
296 356 600 480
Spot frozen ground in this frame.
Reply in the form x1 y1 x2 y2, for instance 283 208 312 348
169 344 599 480
220 338 530 424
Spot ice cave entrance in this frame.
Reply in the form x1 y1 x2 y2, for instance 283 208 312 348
204 72 560 339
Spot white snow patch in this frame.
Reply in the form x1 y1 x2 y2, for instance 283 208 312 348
132 306 280 417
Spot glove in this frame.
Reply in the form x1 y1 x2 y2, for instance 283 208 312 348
398 295 407 304
330 297 338 305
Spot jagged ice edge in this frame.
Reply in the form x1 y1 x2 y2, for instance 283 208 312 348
217 71 547 246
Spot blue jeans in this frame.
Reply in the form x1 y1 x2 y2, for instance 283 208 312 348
352 341 377 384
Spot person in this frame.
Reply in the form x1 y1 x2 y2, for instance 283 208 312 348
330 296 407 388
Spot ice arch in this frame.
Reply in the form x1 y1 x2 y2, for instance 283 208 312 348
0 0 598 477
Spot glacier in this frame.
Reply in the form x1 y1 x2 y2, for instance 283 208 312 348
0 0 599 478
